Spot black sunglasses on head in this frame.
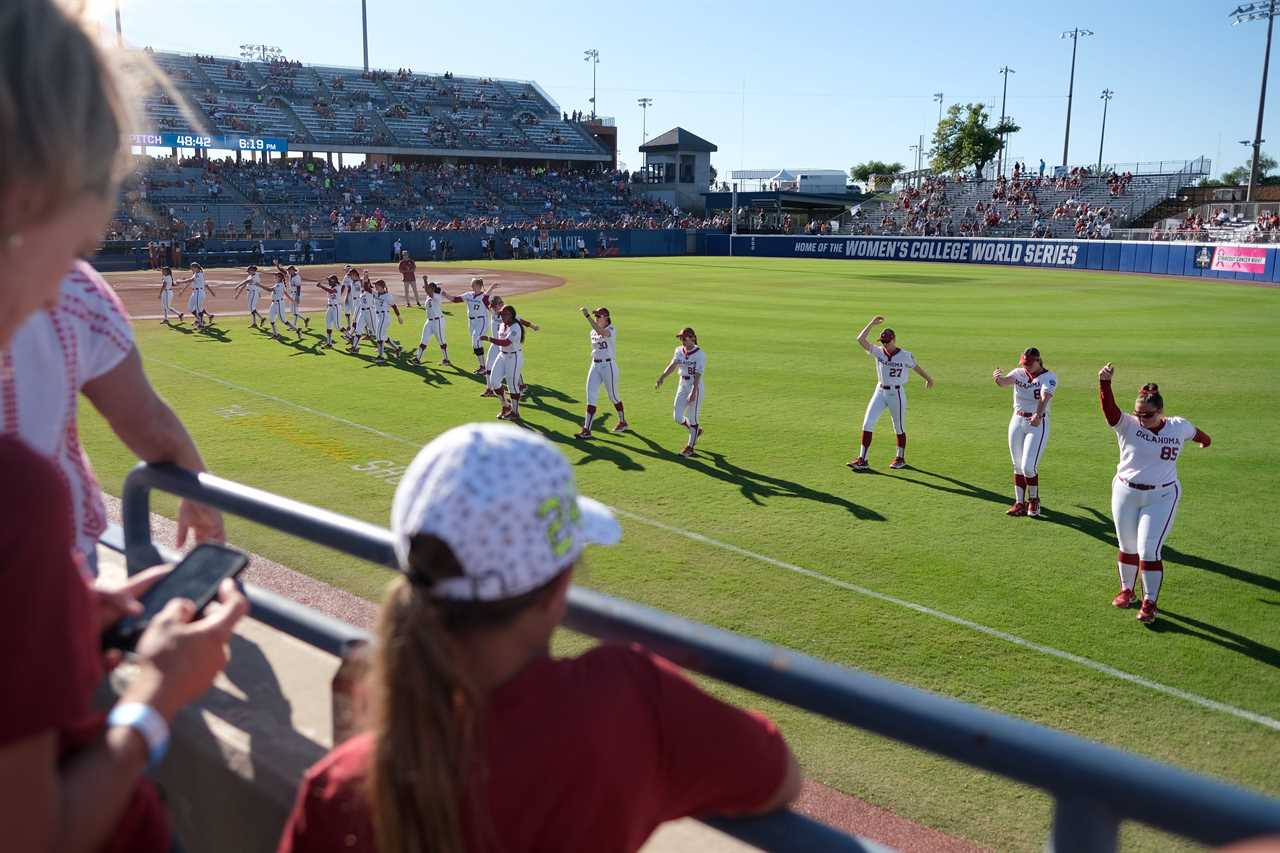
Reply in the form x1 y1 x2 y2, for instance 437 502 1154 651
1133 410 1160 419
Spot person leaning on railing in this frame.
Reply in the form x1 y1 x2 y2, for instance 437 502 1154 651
278 424 801 853
0 3 248 851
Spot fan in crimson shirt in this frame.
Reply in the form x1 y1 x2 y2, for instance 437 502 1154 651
277 424 801 853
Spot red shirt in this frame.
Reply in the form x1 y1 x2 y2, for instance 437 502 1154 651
0 436 169 853
278 644 788 853
398 258 416 282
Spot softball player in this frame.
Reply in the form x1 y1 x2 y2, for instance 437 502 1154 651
655 326 705 457
313 275 342 348
265 270 301 339
574 306 628 438
158 266 175 324
349 277 375 351
480 304 525 420
1099 364 1211 624
482 295 507 379
340 266 357 330
233 265 265 328
479 297 540 397
371 279 404 364
414 278 451 365
175 262 215 329
992 347 1057 517
847 315 934 471
277 261 310 331
452 277 498 372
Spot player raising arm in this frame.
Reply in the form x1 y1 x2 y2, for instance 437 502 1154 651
452 277 499 372
415 278 451 365
315 275 343 349
372 279 404 364
175 262 216 329
656 326 705 457
276 261 311 331
575 306 628 438
233 264 265 328
993 347 1056 517
848 316 933 471
1098 363 1211 624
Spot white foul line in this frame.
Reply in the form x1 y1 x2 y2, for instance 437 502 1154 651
157 360 1280 732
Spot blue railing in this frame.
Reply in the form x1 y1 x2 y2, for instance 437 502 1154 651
118 463 1280 853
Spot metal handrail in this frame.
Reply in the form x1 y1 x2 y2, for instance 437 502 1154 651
119 462 1280 852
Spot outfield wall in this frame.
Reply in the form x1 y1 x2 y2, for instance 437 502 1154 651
337 228 689 263
703 234 1280 283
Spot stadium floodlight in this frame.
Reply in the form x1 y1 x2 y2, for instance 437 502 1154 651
1097 89 1114 173
997 67 1016 177
1059 28 1094 168
933 92 944 124
584 49 600 119
637 97 653 144
240 44 285 63
1231 0 1278 202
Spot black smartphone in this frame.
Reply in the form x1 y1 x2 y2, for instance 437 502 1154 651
101 543 249 652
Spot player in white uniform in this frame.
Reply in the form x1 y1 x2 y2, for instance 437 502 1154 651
340 266 357 330
276 262 311 331
175 262 216 329
480 304 525 420
264 269 301 339
158 266 176 324
992 347 1057 517
370 279 404 364
1099 365 1211 624
349 277 376 351
847 316 934 471
315 274 342 348
451 277 498 372
574 306 628 438
233 265 266 328
655 326 706 457
414 279 451 365
479 296 539 394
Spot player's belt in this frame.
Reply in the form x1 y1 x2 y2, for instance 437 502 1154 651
593 358 612 363
1119 478 1177 491
272 297 283 302
1016 410 1045 418
880 384 901 390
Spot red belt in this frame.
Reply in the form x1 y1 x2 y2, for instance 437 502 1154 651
1120 478 1176 491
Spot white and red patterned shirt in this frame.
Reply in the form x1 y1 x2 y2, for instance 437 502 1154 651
1 261 134 561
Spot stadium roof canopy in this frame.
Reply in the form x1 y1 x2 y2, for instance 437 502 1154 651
639 127 717 153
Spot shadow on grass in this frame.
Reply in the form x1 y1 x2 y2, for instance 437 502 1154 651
1149 609 1280 671
194 323 231 343
894 468 1280 595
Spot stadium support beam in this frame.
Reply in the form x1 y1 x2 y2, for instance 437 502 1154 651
1097 89 1114 173
361 0 369 73
998 66 1015 177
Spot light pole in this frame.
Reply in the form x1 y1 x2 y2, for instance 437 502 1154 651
361 0 369 73
1060 27 1094 167
584 49 600 119
908 142 920 189
1097 89 1114 173
933 92 944 125
998 66 1015 177
637 97 653 144
114 0 123 47
1231 1 1278 202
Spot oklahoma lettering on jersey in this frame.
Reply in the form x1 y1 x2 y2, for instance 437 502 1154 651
461 291 487 320
161 274 173 291
1113 415 1198 484
426 291 443 320
325 287 338 307
271 279 286 301
590 324 616 360
674 346 706 381
375 292 395 315
1012 367 1058 413
498 322 523 353
868 346 915 385
192 271 206 291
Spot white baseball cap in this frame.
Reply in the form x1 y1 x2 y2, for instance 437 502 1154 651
391 423 621 601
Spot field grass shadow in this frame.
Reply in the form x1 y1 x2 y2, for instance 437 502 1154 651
1149 609 1280 671
523 419 645 472
194 324 231 343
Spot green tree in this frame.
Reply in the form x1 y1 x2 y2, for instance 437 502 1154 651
709 164 718 187
1220 152 1277 185
928 103 1019 180
849 160 905 182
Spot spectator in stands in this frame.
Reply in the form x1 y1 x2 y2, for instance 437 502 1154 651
278 424 801 853
0 4 248 853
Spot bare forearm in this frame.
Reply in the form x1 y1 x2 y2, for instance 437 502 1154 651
55 727 151 853
913 365 932 383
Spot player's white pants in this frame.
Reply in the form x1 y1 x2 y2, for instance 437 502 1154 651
403 279 420 305
343 296 355 320
469 316 487 349
290 298 303 325
325 305 340 331
862 386 906 433
246 287 260 313
489 351 524 390
673 380 703 424
373 312 391 341
586 359 621 405
268 298 288 325
160 289 173 317
1008 414 1050 476
419 317 446 347
187 289 206 314
485 338 502 372
1111 477 1180 561
353 309 369 337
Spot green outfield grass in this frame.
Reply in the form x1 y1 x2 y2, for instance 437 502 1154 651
81 257 1279 852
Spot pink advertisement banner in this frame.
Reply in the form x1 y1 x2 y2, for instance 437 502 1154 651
1211 245 1267 274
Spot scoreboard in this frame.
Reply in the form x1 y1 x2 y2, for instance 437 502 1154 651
130 132 289 153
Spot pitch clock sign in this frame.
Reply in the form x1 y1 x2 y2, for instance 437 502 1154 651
130 132 289 153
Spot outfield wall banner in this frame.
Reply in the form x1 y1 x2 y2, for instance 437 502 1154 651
1211 245 1266 274
702 234 1280 283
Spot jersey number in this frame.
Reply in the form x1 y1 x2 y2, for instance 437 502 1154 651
1033 388 1042 400
889 367 903 378
1160 446 1180 461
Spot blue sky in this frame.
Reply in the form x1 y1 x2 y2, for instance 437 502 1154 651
95 0 1276 179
